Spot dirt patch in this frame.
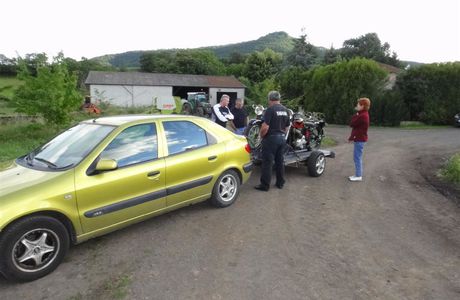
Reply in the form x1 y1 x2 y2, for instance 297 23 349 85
415 154 460 206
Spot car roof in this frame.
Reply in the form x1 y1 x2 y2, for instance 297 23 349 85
81 114 199 126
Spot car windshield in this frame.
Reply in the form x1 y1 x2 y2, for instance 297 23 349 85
25 123 115 169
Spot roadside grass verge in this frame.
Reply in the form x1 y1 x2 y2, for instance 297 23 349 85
398 124 451 130
440 153 460 184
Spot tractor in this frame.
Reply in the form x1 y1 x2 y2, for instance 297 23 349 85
181 92 212 117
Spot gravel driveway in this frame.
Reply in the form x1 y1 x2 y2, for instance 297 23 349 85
1 126 459 300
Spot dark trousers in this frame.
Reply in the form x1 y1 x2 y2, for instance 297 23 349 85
260 135 286 188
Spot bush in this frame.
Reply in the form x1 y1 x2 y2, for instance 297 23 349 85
440 153 460 184
397 62 460 125
303 58 388 124
13 53 82 125
370 90 408 126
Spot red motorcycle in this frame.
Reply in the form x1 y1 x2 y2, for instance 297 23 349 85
244 105 334 177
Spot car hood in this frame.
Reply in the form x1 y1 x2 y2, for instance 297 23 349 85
0 161 69 197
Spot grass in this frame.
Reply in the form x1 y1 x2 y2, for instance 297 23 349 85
0 76 22 98
104 274 132 299
440 153 460 184
0 76 22 115
0 122 62 168
321 136 337 147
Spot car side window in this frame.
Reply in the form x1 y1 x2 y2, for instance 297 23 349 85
163 121 208 155
100 123 158 167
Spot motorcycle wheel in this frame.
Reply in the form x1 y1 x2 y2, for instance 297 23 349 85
308 128 323 150
244 123 262 150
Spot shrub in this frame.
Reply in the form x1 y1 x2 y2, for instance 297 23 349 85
441 153 460 184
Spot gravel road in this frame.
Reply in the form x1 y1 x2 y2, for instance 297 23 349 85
1 126 459 300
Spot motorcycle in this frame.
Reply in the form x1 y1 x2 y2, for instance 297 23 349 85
244 104 334 177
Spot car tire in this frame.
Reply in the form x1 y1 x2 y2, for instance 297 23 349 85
0 216 70 282
210 170 240 208
307 151 326 177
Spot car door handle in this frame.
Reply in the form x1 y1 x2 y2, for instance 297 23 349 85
147 171 160 177
208 155 217 161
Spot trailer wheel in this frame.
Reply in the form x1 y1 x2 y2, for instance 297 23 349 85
307 151 325 177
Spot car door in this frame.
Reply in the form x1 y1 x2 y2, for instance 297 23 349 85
162 120 225 207
75 123 166 233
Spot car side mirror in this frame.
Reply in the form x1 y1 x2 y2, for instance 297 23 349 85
95 159 118 172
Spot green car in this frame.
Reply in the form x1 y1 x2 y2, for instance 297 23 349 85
0 115 253 282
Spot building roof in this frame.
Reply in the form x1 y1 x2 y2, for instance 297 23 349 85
85 71 246 88
377 62 403 74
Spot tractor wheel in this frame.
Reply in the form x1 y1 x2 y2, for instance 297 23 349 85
182 103 192 115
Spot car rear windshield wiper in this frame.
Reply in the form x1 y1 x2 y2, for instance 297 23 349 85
34 157 58 169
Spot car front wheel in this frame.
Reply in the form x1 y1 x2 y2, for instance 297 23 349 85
0 216 70 282
210 170 240 208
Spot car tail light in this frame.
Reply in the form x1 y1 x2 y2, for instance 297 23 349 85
245 143 251 153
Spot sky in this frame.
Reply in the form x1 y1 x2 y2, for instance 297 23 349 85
1 0 459 63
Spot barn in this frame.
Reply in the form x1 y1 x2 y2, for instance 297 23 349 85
85 71 246 108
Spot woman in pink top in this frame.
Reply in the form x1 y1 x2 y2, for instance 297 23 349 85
348 98 370 181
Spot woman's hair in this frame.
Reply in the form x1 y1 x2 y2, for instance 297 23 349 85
358 97 371 111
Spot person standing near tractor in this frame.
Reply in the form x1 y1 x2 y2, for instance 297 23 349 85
212 94 234 128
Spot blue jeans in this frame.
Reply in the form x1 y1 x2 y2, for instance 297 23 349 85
353 142 365 177
235 127 245 135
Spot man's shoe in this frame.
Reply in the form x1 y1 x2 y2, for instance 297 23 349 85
254 184 269 191
348 176 362 182
275 183 284 189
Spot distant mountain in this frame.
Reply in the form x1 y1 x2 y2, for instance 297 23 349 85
204 31 295 58
92 32 296 68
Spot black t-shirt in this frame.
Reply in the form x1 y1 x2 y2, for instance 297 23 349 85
230 107 248 128
263 104 290 136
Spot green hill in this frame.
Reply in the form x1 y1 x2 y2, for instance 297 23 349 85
92 32 296 68
204 31 295 58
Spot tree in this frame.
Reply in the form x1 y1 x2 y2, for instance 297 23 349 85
238 76 278 106
242 49 282 83
322 46 340 65
140 50 177 73
140 50 225 75
285 32 318 69
13 53 82 125
341 33 401 67
276 66 309 100
175 50 225 75
0 54 18 76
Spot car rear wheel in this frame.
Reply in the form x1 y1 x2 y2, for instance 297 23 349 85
210 170 240 208
0 216 69 282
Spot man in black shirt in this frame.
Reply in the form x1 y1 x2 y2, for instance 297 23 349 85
230 98 248 135
255 91 290 191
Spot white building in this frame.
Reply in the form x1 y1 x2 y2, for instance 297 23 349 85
85 71 246 107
